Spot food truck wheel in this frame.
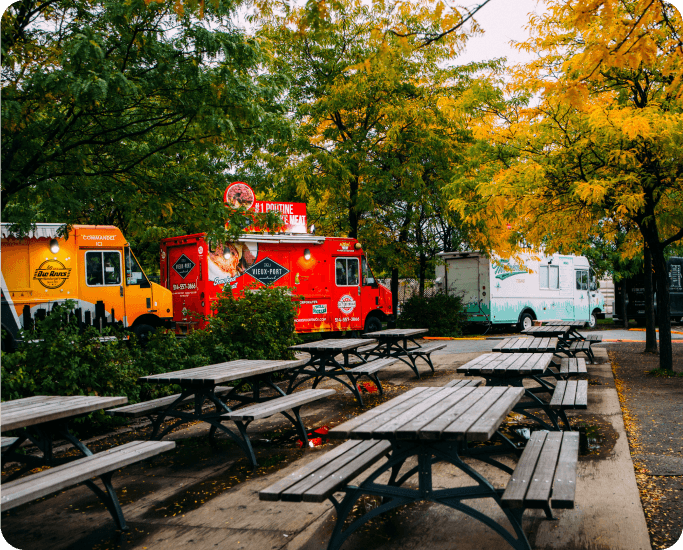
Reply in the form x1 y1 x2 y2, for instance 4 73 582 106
588 312 598 329
364 316 382 334
133 324 155 344
518 312 534 332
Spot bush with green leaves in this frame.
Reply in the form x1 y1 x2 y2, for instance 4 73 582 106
195 284 301 363
397 292 467 337
0 288 299 433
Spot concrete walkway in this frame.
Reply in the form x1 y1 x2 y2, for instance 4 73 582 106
1 346 652 550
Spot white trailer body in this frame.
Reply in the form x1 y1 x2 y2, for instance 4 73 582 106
435 251 605 329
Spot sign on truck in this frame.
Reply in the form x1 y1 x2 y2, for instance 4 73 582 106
1 224 174 351
435 251 605 331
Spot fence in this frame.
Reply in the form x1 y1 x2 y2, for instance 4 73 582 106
377 279 439 308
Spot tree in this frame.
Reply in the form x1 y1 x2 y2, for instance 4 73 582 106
450 0 683 371
2 0 288 267
253 0 501 312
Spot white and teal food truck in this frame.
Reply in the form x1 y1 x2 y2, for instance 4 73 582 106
435 251 606 331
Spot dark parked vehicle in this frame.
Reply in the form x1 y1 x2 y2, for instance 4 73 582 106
613 257 683 324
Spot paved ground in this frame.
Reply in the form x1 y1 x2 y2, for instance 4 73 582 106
608 343 683 550
1 343 656 550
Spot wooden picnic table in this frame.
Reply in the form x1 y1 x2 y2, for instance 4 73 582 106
0 395 128 475
288 338 382 405
493 336 559 353
320 385 529 550
522 325 572 338
457 353 587 431
136 359 317 466
359 328 432 377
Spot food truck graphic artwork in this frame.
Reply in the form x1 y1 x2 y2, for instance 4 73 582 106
160 233 393 334
435 251 605 330
1 224 175 350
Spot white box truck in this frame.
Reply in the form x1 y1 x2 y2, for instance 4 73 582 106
435 251 606 331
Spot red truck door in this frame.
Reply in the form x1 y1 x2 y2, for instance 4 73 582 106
163 239 203 330
332 256 363 330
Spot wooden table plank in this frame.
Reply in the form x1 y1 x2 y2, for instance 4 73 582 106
139 359 304 385
372 387 458 438
465 387 524 440
501 431 548 507
1 396 128 432
551 433 580 508
289 339 374 353
328 388 428 438
393 387 479 439
362 328 428 338
524 432 563 505
441 386 509 438
348 388 442 439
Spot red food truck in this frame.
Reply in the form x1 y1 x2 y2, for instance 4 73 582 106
160 233 393 334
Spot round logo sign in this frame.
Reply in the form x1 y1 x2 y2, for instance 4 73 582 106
161 250 166 260
224 181 255 209
198 246 204 255
33 260 72 289
337 294 356 315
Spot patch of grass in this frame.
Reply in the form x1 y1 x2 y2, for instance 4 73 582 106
646 368 683 377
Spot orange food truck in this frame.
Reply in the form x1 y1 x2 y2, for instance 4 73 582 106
1 224 174 350
159 183 393 334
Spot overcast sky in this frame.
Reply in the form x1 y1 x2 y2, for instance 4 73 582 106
455 0 546 66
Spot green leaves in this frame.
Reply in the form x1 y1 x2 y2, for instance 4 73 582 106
2 0 289 265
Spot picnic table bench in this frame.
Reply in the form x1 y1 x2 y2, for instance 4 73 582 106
359 329 445 378
0 395 176 531
1 440 174 531
457 353 587 431
108 359 333 467
288 339 399 405
261 385 579 550
493 337 558 353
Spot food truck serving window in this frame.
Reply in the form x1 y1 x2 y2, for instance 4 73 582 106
540 265 559 289
86 251 121 286
336 258 359 286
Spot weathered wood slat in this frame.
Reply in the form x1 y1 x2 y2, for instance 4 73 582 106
301 440 392 502
549 381 567 408
105 386 233 418
442 379 482 389
562 381 578 408
501 431 547 507
441 387 509 439
551 432 580 508
524 432 563 506
407 343 446 355
348 358 398 374
373 387 458 438
349 388 443 439
259 440 366 501
465 387 524 440
1 396 128 432
221 389 336 421
1 440 175 511
328 388 429 439
280 440 391 503
418 387 494 439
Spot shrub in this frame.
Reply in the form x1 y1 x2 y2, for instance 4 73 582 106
194 284 301 363
0 287 300 433
397 292 467 337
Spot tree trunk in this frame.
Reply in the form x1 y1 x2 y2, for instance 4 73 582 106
643 245 658 353
419 251 426 297
620 282 629 329
390 267 399 328
651 244 673 371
